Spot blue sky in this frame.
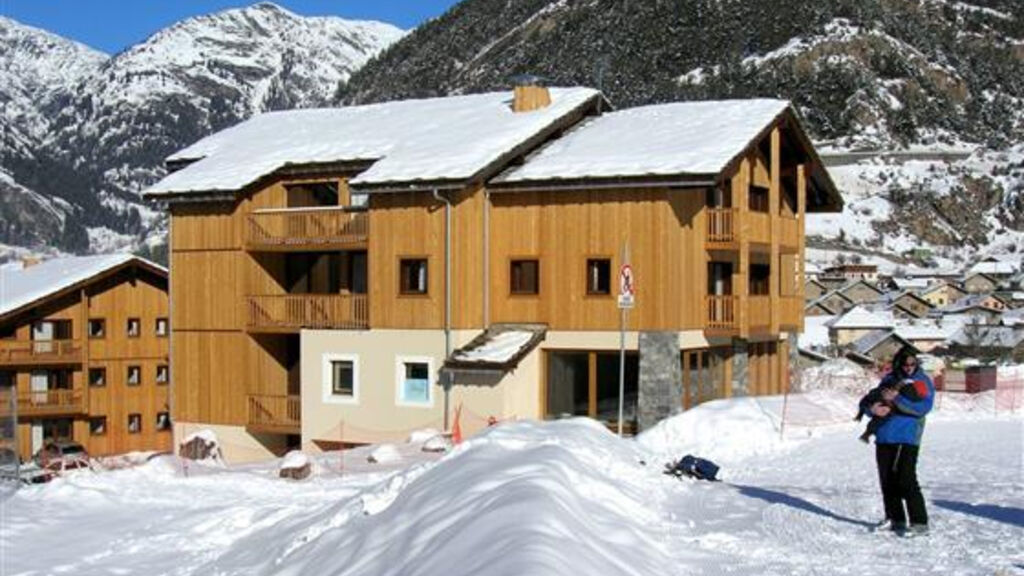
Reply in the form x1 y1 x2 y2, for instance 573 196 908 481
1 1 460 54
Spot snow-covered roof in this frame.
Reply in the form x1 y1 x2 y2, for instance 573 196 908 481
892 278 930 290
444 324 546 372
829 305 894 329
894 320 950 341
145 88 601 196
969 260 1019 276
949 325 1024 348
0 254 164 318
799 315 834 349
494 99 791 183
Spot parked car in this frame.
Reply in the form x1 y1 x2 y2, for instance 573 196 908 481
33 441 90 473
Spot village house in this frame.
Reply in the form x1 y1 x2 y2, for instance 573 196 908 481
847 330 917 368
918 281 969 308
882 290 934 319
827 305 894 347
961 272 1000 294
0 256 171 461
804 278 828 301
838 279 886 305
144 86 841 461
822 263 878 283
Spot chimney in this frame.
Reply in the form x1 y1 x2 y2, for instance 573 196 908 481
511 74 551 113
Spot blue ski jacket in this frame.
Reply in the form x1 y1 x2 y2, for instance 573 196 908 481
859 368 935 445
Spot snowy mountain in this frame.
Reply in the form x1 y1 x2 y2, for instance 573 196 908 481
0 3 404 256
340 0 1024 269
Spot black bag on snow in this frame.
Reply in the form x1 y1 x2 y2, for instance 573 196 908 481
666 454 720 481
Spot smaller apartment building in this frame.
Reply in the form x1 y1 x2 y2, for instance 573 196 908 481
145 86 842 461
0 256 171 461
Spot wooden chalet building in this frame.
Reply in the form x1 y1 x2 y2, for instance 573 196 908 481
0 256 171 461
144 87 842 461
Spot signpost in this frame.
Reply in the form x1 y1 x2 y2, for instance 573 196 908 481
617 247 634 436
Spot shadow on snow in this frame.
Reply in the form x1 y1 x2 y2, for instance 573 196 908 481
932 499 1024 529
731 484 876 529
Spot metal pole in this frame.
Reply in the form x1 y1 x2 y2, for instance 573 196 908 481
618 307 626 437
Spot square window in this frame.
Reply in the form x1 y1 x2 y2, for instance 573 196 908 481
156 412 171 431
510 259 539 295
749 185 770 213
127 413 141 434
89 416 107 436
88 319 106 339
399 258 428 295
127 318 140 338
156 365 169 385
322 354 359 404
332 360 354 396
89 368 106 387
396 358 432 406
127 366 141 386
586 259 611 295
155 318 169 337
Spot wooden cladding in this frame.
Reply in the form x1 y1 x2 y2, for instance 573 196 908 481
706 208 738 244
707 295 739 330
748 296 771 328
246 208 368 250
246 294 369 331
18 389 86 417
0 339 81 366
247 394 301 434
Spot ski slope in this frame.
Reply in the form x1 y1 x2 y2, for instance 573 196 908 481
1 392 1021 575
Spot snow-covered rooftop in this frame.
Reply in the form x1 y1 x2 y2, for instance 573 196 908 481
145 88 601 196
494 99 790 183
798 315 834 349
451 330 537 364
969 260 1019 276
0 254 162 318
829 305 894 329
892 278 930 290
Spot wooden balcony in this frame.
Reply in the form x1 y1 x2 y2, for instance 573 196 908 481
18 389 86 417
0 340 81 367
246 207 368 251
706 295 739 332
246 294 369 332
247 394 301 435
706 208 738 247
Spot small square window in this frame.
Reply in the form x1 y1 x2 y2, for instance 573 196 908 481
155 318 169 337
399 258 428 295
332 360 354 397
89 416 107 436
156 412 171 431
89 368 106 387
397 359 432 406
586 259 611 295
156 365 169 385
127 318 141 338
510 259 539 295
127 366 141 386
127 413 141 434
88 319 106 339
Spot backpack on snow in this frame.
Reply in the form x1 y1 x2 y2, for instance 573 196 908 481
665 454 720 481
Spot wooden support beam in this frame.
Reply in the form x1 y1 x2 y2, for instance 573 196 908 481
769 128 781 335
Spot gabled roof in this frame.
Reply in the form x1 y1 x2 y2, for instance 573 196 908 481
850 330 914 356
143 88 603 197
969 259 1020 276
0 255 166 321
829 305 894 330
949 325 1024 348
919 281 968 298
961 271 999 285
894 319 953 341
892 278 930 291
491 100 842 212
839 279 885 298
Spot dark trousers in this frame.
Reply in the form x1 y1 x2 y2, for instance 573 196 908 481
875 443 928 526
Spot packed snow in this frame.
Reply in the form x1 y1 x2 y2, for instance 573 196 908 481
2 361 1021 576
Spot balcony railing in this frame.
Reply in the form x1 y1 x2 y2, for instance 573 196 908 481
246 294 369 331
706 208 738 244
0 340 81 366
247 394 301 434
706 295 739 330
246 207 368 250
18 389 86 417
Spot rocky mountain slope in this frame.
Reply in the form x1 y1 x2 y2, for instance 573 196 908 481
340 0 1024 267
0 3 403 256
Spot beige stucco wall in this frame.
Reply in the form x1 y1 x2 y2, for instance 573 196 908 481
173 421 284 464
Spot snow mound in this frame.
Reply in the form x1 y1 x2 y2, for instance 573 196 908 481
406 428 442 444
366 444 401 464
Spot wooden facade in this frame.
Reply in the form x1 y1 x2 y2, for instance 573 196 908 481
0 262 170 461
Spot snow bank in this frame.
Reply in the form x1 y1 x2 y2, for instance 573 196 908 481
366 444 401 464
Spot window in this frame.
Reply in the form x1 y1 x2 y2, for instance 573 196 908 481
89 368 106 387
399 258 428 295
396 357 433 406
156 412 171 431
750 264 771 296
156 365 169 385
155 318 169 337
510 259 540 295
322 353 359 404
89 416 107 436
546 351 638 430
88 319 106 339
127 366 141 386
127 413 141 434
126 318 140 338
749 185 770 213
586 259 611 295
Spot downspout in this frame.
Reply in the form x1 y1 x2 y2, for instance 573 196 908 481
432 189 453 430
483 188 490 327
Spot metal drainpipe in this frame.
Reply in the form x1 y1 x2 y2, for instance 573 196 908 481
432 189 453 430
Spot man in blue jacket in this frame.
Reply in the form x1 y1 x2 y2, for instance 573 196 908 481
859 346 935 536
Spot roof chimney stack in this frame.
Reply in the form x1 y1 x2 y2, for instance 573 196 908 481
511 74 551 113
